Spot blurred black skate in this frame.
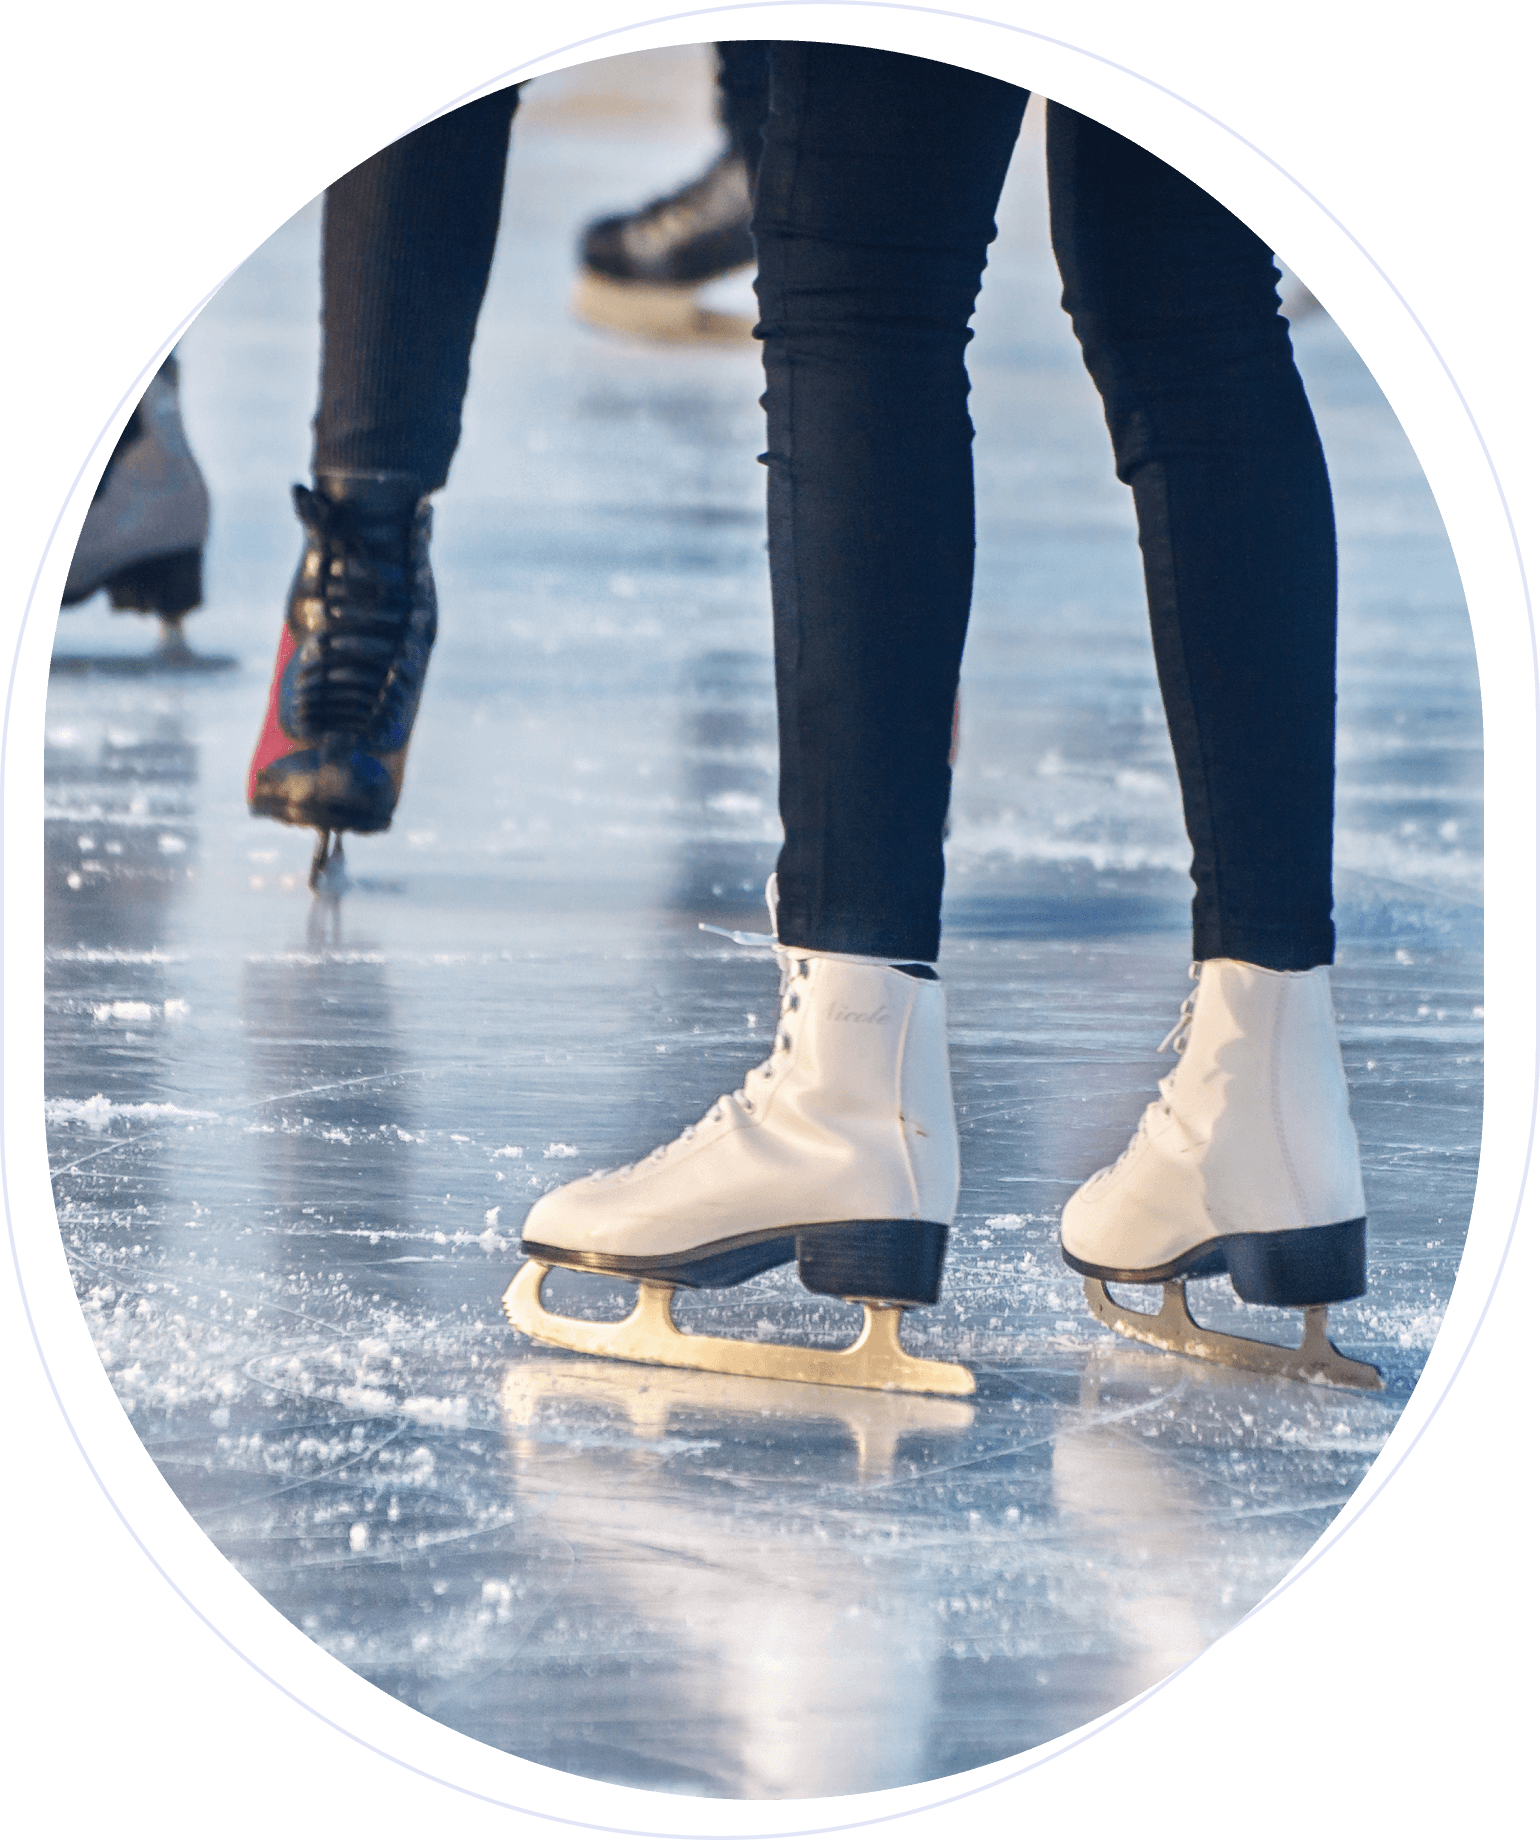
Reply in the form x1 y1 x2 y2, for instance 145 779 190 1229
53 354 234 676
247 478 437 893
574 145 757 343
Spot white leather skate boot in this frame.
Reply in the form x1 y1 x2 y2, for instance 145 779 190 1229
1060 959 1367 1308
520 946 960 1309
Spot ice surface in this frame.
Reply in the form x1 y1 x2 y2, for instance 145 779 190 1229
45 58 1478 1798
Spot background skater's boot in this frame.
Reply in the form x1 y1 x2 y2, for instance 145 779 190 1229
1061 959 1381 1388
60 353 214 666
246 475 436 889
573 147 756 342
506 927 974 1394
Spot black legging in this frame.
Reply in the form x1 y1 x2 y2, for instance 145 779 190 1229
313 85 520 492
312 43 1339 973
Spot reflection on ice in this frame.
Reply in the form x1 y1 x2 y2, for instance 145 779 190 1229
501 1337 977 1481
1053 1361 1215 1692
497 1357 964 1795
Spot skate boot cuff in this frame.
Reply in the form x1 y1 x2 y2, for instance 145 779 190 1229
783 947 939 980
1198 956 1335 977
313 471 431 517
702 876 939 977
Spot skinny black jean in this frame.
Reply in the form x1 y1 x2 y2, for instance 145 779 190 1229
313 43 1339 973
313 84 521 492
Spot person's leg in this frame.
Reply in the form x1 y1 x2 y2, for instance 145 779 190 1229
1048 108 1369 1355
714 39 771 179
1046 104 1336 972
61 350 211 641
314 86 520 496
249 87 518 868
755 42 1027 962
519 46 1027 1365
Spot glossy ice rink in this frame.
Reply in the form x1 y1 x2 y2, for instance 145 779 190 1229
45 51 1480 1799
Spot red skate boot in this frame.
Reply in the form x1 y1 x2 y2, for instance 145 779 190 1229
247 477 436 889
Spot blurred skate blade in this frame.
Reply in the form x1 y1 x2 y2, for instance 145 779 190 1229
501 1352 974 1482
306 830 351 899
572 271 754 344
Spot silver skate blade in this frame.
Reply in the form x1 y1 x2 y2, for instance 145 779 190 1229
503 1260 975 1398
1084 1279 1384 1392
309 830 350 897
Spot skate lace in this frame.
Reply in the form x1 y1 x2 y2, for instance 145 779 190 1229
595 930 808 1181
1156 964 1202 1056
291 487 422 738
1104 963 1201 1176
688 940 807 1128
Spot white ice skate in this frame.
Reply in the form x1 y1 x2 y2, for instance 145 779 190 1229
503 891 973 1396
1060 959 1382 1390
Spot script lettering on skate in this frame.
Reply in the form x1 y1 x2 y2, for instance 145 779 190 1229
824 1002 892 1025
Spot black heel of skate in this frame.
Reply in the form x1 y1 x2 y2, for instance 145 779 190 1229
1074 1216 1379 1390
796 1221 949 1307
1221 1218 1367 1306
105 546 204 616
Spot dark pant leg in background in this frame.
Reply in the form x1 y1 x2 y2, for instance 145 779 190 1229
313 86 520 494
754 44 1027 961
715 40 772 182
1046 106 1338 971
